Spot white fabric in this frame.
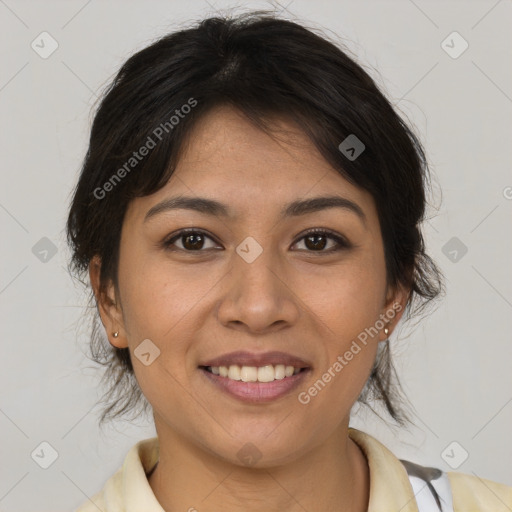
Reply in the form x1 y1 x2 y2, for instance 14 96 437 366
407 473 454 512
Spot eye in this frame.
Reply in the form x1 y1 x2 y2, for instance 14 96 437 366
292 228 351 253
163 229 220 252
162 228 351 253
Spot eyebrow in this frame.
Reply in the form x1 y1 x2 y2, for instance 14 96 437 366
144 195 367 225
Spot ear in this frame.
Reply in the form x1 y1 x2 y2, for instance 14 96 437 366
378 282 410 341
89 255 128 349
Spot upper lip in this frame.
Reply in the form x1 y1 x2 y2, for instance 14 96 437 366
200 350 312 368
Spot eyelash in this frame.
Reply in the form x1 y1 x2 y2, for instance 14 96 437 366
162 227 351 254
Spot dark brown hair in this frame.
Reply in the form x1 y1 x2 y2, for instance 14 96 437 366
66 11 444 426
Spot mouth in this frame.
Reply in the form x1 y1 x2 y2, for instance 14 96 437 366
199 364 307 382
198 352 312 403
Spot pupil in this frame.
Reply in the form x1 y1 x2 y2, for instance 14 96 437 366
184 233 203 250
305 234 326 250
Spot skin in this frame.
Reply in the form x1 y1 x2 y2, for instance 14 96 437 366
90 105 409 512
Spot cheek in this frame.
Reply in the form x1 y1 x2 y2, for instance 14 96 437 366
117 247 215 342
116 251 206 410
298 279 382 428
305 253 387 340
298 343 377 442
295 252 385 411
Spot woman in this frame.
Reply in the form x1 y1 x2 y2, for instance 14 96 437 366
67 11 511 512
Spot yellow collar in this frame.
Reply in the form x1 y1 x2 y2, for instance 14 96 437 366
112 428 419 512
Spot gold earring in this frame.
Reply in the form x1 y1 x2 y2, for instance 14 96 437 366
113 331 119 338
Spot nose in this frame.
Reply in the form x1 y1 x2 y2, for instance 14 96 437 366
216 246 301 334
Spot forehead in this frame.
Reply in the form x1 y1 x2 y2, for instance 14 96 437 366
127 105 377 224
177 105 348 188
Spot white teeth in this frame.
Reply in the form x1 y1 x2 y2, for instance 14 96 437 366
228 365 241 381
274 364 285 380
241 366 258 382
207 364 303 382
257 365 274 383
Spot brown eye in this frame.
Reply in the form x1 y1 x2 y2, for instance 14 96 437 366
304 233 328 250
163 228 350 254
293 229 350 253
181 232 206 250
164 229 219 251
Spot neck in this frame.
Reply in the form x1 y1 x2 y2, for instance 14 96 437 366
148 420 370 512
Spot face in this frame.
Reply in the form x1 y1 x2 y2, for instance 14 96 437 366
92 105 407 466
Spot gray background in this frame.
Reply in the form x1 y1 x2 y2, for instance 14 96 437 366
1 0 511 510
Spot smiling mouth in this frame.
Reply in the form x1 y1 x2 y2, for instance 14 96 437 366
199 364 307 383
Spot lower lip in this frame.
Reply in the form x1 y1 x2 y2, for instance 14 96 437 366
199 367 310 403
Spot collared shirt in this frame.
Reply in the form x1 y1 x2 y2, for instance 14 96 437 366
75 428 512 512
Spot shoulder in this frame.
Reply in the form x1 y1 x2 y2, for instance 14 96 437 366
73 437 160 512
399 460 512 512
75 494 105 512
73 469 123 512
448 471 512 512
349 428 512 512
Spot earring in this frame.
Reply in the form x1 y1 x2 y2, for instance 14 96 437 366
113 331 119 338
384 327 389 336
